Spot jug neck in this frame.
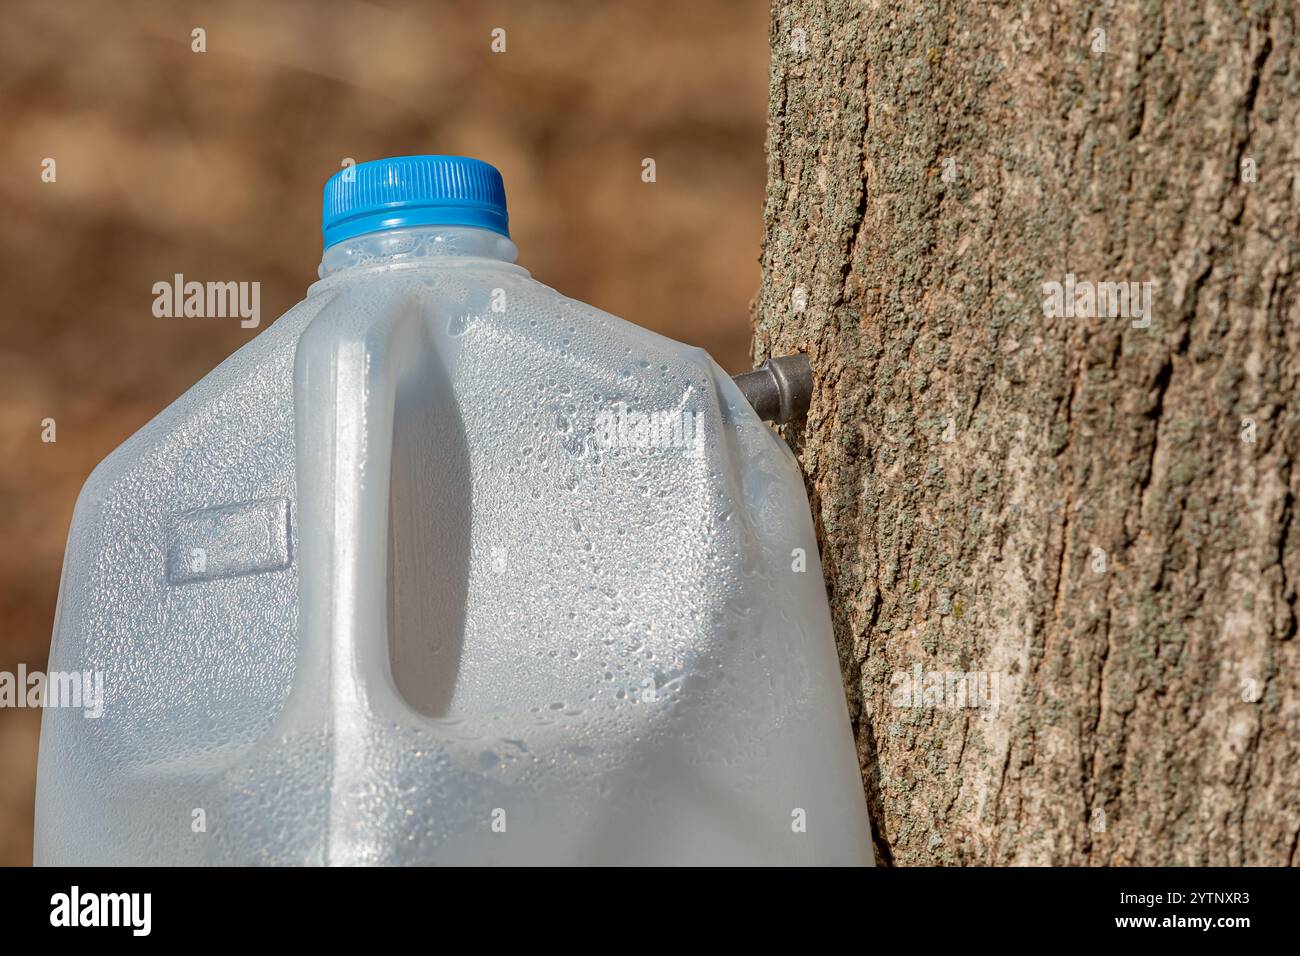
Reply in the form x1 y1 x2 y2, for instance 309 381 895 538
318 225 519 278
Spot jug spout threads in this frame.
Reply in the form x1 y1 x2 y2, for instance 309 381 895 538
732 354 813 424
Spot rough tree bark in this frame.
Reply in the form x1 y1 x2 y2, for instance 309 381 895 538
753 0 1300 864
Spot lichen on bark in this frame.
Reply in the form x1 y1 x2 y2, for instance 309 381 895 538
754 0 1300 865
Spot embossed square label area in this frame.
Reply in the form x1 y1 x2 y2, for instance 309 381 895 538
166 497 292 584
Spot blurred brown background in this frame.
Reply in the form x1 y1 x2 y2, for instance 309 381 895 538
0 0 766 865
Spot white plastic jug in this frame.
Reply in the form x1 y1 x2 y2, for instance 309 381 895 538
35 156 874 865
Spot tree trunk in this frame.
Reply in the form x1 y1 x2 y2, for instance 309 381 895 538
753 0 1300 865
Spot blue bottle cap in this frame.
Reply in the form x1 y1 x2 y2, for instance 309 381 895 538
322 155 509 248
